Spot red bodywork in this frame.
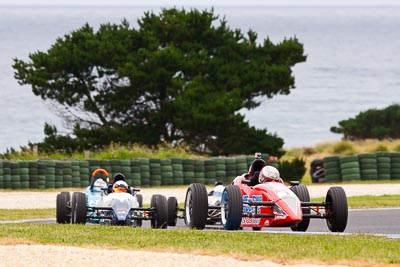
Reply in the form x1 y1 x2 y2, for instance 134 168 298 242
232 176 303 228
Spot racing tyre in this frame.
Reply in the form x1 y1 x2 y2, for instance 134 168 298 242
150 194 168 229
310 159 324 183
136 193 143 227
184 183 208 229
290 184 311 232
71 192 87 224
56 191 71 223
221 185 242 230
325 187 348 232
167 196 178 226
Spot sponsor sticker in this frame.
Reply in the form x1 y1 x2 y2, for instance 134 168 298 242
241 217 261 225
243 195 262 202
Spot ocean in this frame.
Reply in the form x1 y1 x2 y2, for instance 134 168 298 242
1 4 399 152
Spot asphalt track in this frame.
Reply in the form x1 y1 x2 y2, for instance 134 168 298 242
6 208 400 238
172 208 400 237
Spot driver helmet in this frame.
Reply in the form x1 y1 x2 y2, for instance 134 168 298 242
93 178 107 192
112 180 129 193
258 166 280 183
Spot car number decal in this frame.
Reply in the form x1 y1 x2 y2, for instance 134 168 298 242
241 217 261 225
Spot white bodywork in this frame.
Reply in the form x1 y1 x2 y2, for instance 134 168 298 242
97 192 139 208
208 185 224 206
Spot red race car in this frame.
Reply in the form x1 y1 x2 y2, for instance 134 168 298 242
176 167 348 232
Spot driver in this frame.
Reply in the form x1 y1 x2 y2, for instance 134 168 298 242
242 165 283 186
112 180 129 193
107 173 128 193
258 165 284 184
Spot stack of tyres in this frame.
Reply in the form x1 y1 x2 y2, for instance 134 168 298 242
246 155 255 168
130 159 141 187
376 152 391 180
100 160 112 179
139 158 150 187
111 160 121 180
235 156 248 176
194 159 206 184
358 153 378 180
323 156 341 182
119 160 132 184
214 158 226 184
88 160 101 177
55 161 64 189
225 157 237 184
79 160 90 187
28 161 38 189
391 153 400 180
182 158 195 185
149 158 162 186
0 161 3 189
37 160 47 189
2 161 11 189
340 155 361 181
10 161 20 189
44 160 56 189
171 158 184 185
19 161 30 189
204 159 216 185
161 158 174 185
71 161 81 187
62 161 72 188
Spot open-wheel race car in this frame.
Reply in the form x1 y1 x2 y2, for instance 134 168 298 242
167 156 348 232
56 168 168 228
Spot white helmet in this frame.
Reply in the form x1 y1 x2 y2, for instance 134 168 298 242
112 180 129 193
258 166 280 183
93 178 107 192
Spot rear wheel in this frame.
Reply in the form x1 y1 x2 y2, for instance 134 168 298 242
325 187 348 232
167 196 178 226
150 194 168 229
184 183 208 229
290 184 311 232
56 191 71 224
221 185 242 230
71 192 87 224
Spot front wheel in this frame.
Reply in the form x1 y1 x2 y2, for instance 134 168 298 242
221 185 242 230
150 194 168 229
184 183 208 229
290 184 311 232
56 191 71 224
167 196 178 226
325 187 348 232
71 192 87 224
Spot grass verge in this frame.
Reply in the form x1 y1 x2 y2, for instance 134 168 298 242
0 224 398 266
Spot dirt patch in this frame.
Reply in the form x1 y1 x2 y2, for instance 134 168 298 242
0 244 347 267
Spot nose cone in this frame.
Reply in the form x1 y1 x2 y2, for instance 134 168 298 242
275 195 303 224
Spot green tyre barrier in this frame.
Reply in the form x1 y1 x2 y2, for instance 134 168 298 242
182 159 195 184
204 159 216 185
340 156 360 181
139 158 150 187
323 156 341 182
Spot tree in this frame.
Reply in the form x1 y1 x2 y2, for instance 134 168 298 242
330 104 400 140
13 8 306 155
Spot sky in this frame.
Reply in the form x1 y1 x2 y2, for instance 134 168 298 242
1 0 399 5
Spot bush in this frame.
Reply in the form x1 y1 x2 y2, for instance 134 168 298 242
332 141 356 155
278 157 306 183
331 104 400 140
